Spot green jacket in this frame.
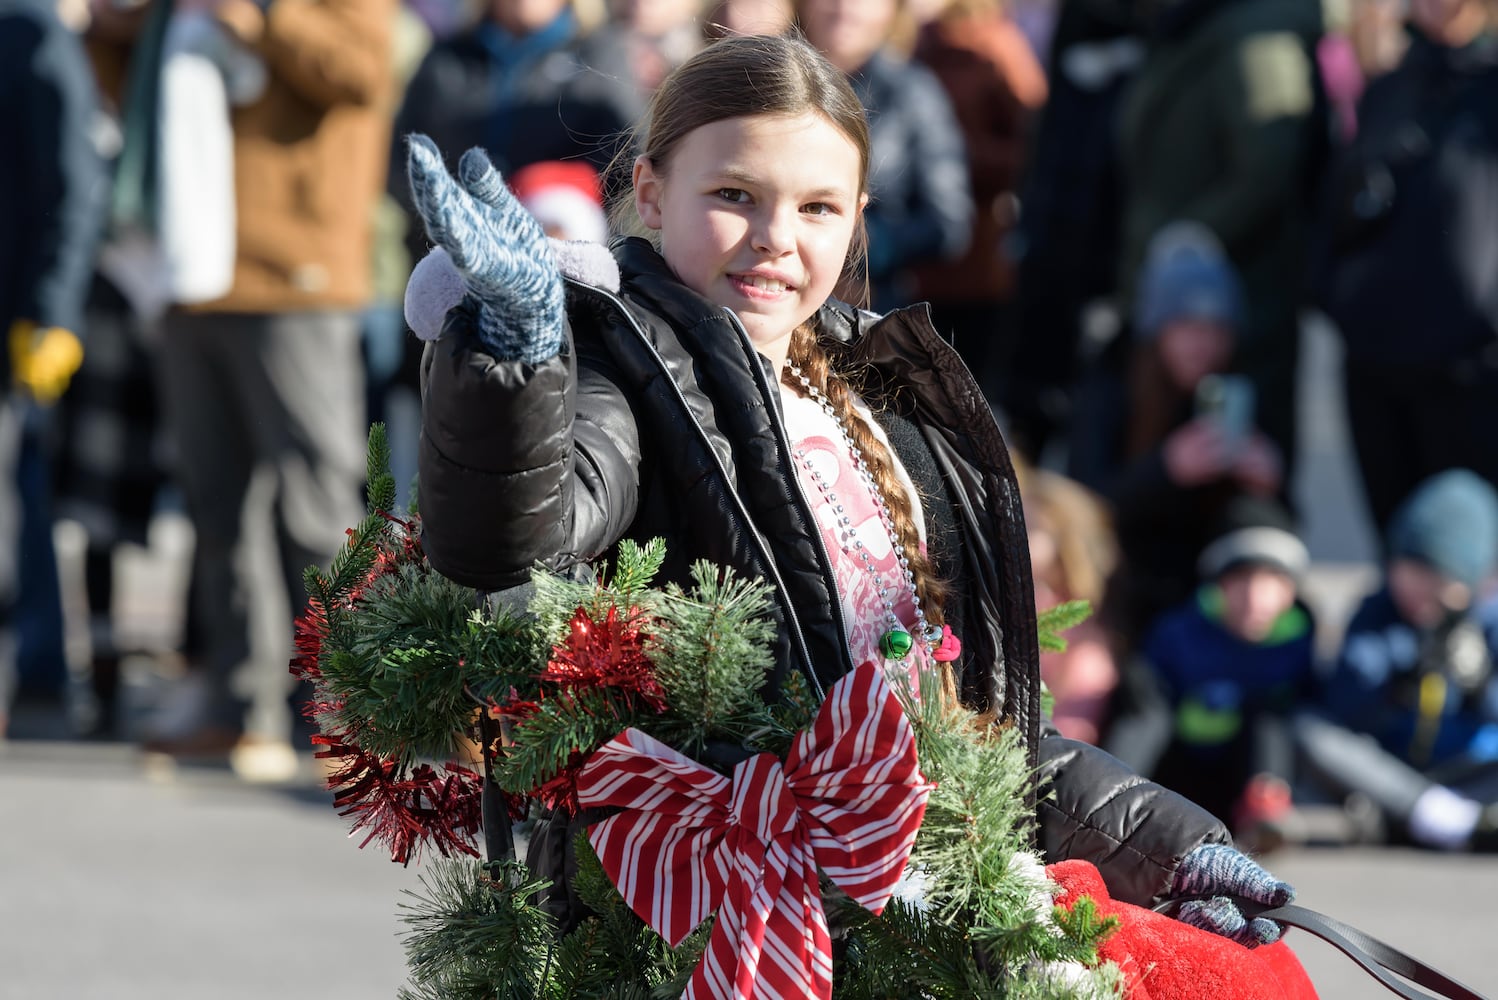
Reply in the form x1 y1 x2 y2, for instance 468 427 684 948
1117 0 1326 351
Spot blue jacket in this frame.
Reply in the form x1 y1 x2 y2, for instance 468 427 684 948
0 0 102 375
1327 586 1498 767
1144 588 1316 753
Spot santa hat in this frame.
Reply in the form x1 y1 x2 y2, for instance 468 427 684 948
509 160 609 245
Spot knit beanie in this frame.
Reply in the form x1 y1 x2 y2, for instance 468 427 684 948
1387 469 1498 588
1133 221 1244 338
1197 494 1310 582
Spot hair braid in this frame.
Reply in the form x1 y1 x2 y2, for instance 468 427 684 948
784 325 948 629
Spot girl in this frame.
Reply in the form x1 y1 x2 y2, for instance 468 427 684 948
405 31 1292 961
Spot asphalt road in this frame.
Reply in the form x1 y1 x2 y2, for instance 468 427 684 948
5 315 1492 1000
2 735 1496 1000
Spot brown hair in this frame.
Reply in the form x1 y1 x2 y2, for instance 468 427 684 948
611 36 943 626
608 32 871 292
1017 465 1118 607
785 324 950 629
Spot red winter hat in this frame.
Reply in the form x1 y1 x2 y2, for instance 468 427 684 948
509 160 608 244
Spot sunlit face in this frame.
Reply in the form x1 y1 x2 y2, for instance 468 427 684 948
1388 557 1472 629
799 0 899 72
1218 565 1297 643
634 112 866 368
1409 0 1490 43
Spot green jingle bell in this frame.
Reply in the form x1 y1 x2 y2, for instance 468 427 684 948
879 628 914 660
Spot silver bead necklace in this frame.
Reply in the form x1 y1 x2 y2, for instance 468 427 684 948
784 361 939 660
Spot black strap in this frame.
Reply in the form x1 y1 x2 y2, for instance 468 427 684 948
1253 902 1489 1000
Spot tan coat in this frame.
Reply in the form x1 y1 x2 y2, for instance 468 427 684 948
206 0 397 312
86 0 397 312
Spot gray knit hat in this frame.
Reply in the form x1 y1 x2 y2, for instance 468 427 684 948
1197 494 1310 582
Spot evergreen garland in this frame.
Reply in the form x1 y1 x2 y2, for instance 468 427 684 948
302 427 1124 997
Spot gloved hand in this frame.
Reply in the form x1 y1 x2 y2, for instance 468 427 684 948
1168 842 1295 948
9 320 83 405
404 133 565 364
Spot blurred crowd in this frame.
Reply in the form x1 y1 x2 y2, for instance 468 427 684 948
3 0 1497 857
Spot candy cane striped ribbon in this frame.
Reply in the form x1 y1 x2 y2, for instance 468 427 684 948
577 662 933 1000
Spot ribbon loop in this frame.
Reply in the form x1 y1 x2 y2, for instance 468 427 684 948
577 662 933 1000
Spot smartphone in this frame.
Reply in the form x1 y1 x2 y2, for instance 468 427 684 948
1194 374 1255 457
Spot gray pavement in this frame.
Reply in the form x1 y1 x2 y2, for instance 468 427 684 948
3 313 1494 999
2 737 1497 999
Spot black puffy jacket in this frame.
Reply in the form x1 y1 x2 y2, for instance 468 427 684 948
418 238 1229 918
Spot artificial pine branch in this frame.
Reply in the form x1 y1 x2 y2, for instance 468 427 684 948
492 688 636 804
649 560 777 748
832 896 999 999
366 421 398 515
398 858 556 1000
1037 600 1092 654
319 564 492 760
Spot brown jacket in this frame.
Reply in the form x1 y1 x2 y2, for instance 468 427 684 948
912 13 1047 304
209 0 397 312
89 0 397 312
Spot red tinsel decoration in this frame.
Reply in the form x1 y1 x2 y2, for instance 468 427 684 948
291 512 491 865
311 731 483 865
541 605 667 712
290 597 328 684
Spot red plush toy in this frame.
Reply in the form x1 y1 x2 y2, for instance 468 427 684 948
1048 860 1320 1000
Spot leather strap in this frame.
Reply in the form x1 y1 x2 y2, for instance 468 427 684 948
1252 902 1489 1000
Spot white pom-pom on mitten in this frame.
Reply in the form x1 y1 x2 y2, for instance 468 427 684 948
403 239 621 344
405 246 468 342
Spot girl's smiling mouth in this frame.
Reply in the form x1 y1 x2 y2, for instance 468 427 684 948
728 270 798 300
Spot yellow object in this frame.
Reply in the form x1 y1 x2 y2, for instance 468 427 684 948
9 320 84 405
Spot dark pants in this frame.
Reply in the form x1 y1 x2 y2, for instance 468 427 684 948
1344 357 1498 540
157 310 365 739
1293 710 1498 827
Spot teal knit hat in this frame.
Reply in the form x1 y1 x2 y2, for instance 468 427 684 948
1388 469 1498 588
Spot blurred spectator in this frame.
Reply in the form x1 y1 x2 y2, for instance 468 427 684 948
363 2 438 511
1008 0 1142 460
1294 469 1498 852
1106 494 1316 840
510 160 610 242
796 0 974 311
1116 0 1328 472
0 0 103 738
1094 223 1285 647
390 0 644 256
911 0 1047 408
136 0 397 767
1021 463 1121 745
701 0 792 36
1347 0 1409 79
57 0 270 740
606 0 703 92
1311 0 1498 540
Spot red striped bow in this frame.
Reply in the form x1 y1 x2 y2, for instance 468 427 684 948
577 662 933 1000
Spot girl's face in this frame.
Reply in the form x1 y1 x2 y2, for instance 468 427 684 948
634 112 866 368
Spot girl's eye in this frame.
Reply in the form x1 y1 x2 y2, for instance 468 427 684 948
717 188 749 204
803 202 838 217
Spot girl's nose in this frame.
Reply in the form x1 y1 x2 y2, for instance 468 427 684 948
752 204 796 256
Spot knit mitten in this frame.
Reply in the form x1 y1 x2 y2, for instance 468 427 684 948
404 133 565 364
1169 843 1295 948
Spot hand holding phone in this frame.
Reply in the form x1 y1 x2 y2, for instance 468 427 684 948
1194 374 1255 459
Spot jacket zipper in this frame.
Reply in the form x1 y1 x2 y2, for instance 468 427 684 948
725 311 857 680
588 287 827 701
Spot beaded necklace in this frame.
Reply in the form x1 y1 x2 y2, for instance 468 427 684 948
783 360 943 660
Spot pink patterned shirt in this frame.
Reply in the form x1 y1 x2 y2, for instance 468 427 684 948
780 382 934 693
